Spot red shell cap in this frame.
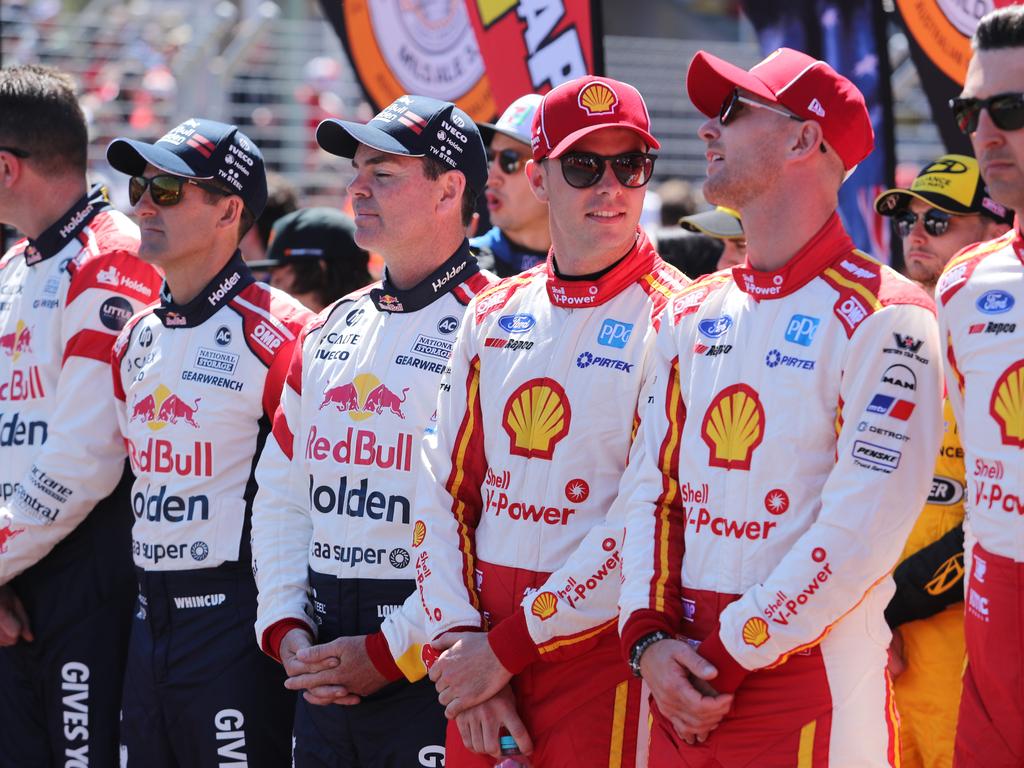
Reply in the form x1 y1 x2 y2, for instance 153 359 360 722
531 75 660 162
686 47 874 171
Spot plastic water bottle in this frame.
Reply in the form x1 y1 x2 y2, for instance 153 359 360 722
493 734 530 767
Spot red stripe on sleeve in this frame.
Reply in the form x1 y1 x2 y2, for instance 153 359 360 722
63 328 116 366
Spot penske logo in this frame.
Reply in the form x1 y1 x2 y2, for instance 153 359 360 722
502 379 571 460
701 384 765 470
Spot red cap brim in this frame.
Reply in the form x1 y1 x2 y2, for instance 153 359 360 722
545 124 661 160
686 51 779 118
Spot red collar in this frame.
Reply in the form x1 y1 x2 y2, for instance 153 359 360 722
544 229 658 308
1013 217 1023 267
732 213 855 300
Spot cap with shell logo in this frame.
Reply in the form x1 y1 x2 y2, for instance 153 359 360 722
578 82 618 116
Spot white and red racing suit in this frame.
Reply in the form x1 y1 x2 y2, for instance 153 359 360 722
252 242 494 766
0 186 161 766
618 214 943 767
936 225 1024 768
110 252 313 767
414 230 686 767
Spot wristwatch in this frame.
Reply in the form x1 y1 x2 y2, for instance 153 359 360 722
628 631 671 678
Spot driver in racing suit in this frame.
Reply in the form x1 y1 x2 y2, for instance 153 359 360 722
250 95 496 767
0 64 162 766
617 48 942 767
414 76 687 767
106 119 313 766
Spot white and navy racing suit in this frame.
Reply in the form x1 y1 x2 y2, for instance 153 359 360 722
936 226 1024 767
0 187 161 768
617 215 943 767
110 253 312 768
252 241 493 767
413 231 687 768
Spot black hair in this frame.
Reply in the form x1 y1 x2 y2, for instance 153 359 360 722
285 251 372 309
0 64 87 175
973 6 1024 50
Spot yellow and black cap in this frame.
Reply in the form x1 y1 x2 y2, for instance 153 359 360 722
875 154 1013 224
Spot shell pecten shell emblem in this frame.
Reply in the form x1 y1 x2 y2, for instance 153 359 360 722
578 81 618 116
412 520 426 548
990 360 1024 447
502 378 572 460
531 591 558 621
701 384 766 470
742 617 770 647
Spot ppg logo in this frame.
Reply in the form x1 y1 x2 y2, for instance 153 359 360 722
598 319 633 348
418 745 445 767
784 315 820 347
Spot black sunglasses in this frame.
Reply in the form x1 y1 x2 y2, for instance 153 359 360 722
128 174 228 207
894 208 955 238
558 151 656 189
719 89 829 155
486 148 527 175
950 92 1024 135
0 146 31 158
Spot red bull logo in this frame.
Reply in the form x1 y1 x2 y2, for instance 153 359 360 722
130 385 201 430
0 321 32 362
318 373 408 421
0 522 25 554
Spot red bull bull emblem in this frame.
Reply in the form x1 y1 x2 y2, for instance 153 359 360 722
0 522 25 554
130 384 201 430
319 373 408 421
0 321 33 362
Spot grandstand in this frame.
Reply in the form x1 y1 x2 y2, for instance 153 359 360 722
1 0 944 210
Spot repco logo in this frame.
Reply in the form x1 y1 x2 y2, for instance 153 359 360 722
214 709 248 765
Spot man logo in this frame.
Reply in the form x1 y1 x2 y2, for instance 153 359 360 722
882 364 917 391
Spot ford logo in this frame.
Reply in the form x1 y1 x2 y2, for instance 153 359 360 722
976 290 1014 315
698 315 733 338
498 313 536 334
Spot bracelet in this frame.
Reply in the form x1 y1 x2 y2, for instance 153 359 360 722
629 631 671 678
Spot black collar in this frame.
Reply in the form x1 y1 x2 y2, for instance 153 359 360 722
369 240 480 313
24 186 109 266
153 251 255 328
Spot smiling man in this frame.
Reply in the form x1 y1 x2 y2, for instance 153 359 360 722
617 48 942 767
413 76 687 767
935 7 1024 766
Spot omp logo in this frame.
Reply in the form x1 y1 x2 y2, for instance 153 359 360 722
701 384 765 470
577 81 618 115
742 617 770 647
990 361 1024 447
530 591 558 620
502 379 571 460
319 374 408 421
0 321 32 361
130 385 201 430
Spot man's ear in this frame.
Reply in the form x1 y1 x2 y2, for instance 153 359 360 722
0 152 24 190
526 159 549 204
790 120 826 161
218 196 244 232
436 169 466 216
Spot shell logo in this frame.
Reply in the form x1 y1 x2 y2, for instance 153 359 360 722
502 379 571 460
578 82 618 116
742 617 770 648
412 520 426 548
530 591 558 621
701 384 765 470
990 360 1024 447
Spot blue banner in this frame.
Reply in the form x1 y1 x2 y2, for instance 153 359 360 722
741 0 896 263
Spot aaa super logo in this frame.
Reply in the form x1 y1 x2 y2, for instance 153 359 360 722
701 384 765 470
502 379 571 460
319 374 408 421
0 321 32 362
130 385 201 430
990 360 1024 448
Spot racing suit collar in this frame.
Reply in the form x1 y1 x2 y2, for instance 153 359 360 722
23 186 109 266
1014 217 1023 266
154 250 255 328
544 228 657 308
370 239 480 313
732 213 855 301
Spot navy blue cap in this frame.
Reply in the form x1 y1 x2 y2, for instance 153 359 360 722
316 95 487 196
107 118 268 217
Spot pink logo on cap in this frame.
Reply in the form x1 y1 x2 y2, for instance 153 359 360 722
577 81 619 116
